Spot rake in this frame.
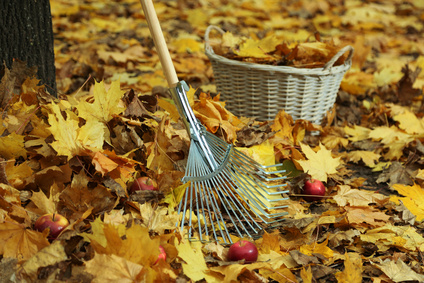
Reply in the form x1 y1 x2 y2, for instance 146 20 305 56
140 0 289 244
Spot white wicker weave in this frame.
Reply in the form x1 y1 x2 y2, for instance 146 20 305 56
205 25 354 123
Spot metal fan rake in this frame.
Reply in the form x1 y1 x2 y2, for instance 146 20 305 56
140 0 289 244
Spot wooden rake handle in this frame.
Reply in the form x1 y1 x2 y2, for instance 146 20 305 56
140 0 179 87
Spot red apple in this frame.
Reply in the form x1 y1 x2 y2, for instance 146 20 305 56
303 179 326 201
130 176 158 192
154 245 167 264
227 240 258 263
34 213 69 240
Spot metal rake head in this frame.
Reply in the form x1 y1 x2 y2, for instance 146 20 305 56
171 82 289 244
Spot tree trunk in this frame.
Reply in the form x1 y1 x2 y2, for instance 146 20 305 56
0 0 57 97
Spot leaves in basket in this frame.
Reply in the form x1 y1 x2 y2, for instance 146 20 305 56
211 30 348 68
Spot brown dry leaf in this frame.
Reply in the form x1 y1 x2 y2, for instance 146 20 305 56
259 266 298 283
0 220 50 262
333 185 388 207
373 258 424 282
334 253 362 283
0 184 29 224
193 92 241 143
346 207 390 227
17 240 67 281
145 117 188 173
85 253 152 283
59 171 116 216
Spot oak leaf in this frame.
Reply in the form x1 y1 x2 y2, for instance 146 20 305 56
296 142 341 182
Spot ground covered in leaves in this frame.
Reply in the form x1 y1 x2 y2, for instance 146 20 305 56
1 0 424 282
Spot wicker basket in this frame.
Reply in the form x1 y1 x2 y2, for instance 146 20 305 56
205 25 354 123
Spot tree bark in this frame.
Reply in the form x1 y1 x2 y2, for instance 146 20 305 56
0 0 57 97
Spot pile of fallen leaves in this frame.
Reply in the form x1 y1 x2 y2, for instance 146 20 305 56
1 0 424 282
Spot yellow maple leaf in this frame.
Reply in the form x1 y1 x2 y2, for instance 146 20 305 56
360 224 424 251
0 132 26 160
176 239 219 282
236 141 276 167
78 119 108 150
368 126 414 160
344 125 371 142
29 187 58 215
299 237 334 259
236 35 280 58
390 183 424 222
296 142 341 182
138 202 179 234
47 102 85 159
82 219 160 266
157 98 180 122
77 80 125 123
300 266 313 283
346 150 381 167
172 37 202 53
334 253 363 283
392 110 424 135
0 220 50 262
85 253 152 282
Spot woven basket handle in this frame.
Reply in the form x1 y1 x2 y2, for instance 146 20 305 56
323 45 354 70
204 25 225 54
140 0 179 87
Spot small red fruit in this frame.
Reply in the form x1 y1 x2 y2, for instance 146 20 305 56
130 176 158 192
34 213 69 240
154 245 167 264
303 179 326 201
227 240 258 263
